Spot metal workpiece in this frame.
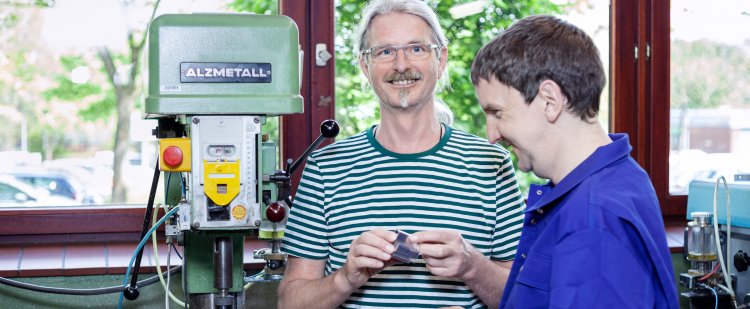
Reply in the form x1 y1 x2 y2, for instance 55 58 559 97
391 230 419 263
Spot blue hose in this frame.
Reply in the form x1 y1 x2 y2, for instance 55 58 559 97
710 287 718 309
118 206 180 309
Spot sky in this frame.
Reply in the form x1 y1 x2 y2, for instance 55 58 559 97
671 0 750 45
40 0 231 52
38 0 750 52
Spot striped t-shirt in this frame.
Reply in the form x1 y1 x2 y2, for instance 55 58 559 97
281 125 525 308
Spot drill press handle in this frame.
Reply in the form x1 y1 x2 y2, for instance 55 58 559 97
287 119 340 175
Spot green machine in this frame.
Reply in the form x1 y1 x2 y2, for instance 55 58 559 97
138 13 338 308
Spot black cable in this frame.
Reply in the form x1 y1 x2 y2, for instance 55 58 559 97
0 266 181 296
170 242 183 260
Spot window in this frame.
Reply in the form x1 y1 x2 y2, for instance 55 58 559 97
668 0 750 195
557 0 611 131
0 0 333 238
0 1 239 207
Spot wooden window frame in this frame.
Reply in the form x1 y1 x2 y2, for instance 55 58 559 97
611 0 683 222
2 0 682 241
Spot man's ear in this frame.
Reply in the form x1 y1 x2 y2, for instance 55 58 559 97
359 55 370 77
538 80 567 123
437 46 448 78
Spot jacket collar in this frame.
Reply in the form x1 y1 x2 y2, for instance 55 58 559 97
525 133 632 213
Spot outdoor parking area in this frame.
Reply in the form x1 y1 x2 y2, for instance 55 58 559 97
0 150 158 207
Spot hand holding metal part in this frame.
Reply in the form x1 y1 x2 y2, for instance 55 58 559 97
409 230 477 280
337 229 397 291
391 230 419 263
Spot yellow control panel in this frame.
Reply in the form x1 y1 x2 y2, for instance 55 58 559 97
203 160 240 206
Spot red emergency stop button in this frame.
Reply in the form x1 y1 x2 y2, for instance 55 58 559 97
163 146 183 167
159 138 190 172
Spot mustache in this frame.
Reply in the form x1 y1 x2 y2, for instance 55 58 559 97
385 71 422 82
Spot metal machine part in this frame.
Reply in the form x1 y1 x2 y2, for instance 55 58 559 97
683 178 750 307
142 13 341 308
686 212 718 271
735 250 750 272
727 226 750 307
189 115 261 230
214 237 234 309
144 13 304 309
680 212 734 307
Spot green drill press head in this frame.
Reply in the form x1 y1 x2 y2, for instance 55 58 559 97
144 14 303 118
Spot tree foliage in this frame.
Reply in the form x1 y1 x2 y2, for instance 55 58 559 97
671 39 750 110
334 0 566 138
670 39 750 149
335 1 569 191
42 56 102 102
0 6 59 155
35 0 162 202
227 0 276 14
228 0 566 192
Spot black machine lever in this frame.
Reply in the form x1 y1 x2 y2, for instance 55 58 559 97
268 120 339 207
124 159 162 300
287 119 340 176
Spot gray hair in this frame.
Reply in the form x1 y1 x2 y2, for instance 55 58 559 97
355 0 450 91
434 98 454 125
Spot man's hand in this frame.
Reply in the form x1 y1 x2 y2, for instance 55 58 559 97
335 228 398 292
409 230 478 280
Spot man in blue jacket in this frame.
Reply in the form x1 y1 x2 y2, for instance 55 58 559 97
471 15 679 308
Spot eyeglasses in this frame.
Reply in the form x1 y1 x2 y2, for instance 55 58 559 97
361 43 439 63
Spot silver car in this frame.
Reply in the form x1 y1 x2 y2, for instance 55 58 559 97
0 175 79 207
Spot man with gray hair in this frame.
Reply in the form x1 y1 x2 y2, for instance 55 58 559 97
278 0 525 308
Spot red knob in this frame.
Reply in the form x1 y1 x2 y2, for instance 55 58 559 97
163 146 183 167
266 203 286 223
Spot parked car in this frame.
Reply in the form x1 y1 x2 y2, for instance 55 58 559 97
43 158 113 203
4 168 103 205
0 175 79 207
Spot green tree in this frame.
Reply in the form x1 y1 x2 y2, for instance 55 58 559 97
337 0 564 191
39 55 103 159
0 3 53 155
228 0 568 193
95 0 162 202
334 0 566 137
40 0 162 202
670 39 750 150
227 0 276 14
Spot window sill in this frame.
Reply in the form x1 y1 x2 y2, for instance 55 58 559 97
0 206 272 278
0 238 267 278
665 222 685 254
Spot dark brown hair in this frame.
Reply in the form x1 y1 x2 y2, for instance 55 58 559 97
471 15 605 120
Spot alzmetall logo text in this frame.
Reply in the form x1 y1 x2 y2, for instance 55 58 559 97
180 62 272 83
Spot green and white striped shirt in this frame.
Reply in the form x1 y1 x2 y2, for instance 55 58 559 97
282 125 525 308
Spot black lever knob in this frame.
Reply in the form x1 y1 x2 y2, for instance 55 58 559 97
287 120 341 176
321 119 339 139
735 250 750 272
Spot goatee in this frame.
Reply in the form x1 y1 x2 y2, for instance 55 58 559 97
399 89 409 109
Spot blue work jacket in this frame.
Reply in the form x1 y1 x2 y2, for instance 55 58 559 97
499 134 679 309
